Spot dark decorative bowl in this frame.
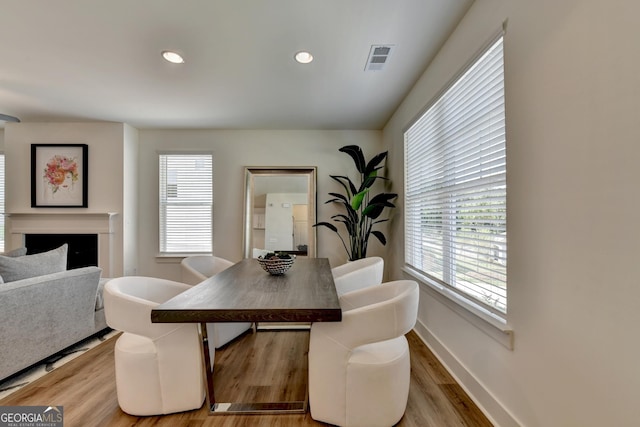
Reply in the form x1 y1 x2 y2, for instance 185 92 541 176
257 255 295 275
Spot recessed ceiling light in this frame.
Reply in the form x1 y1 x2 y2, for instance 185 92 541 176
294 51 313 64
162 50 185 64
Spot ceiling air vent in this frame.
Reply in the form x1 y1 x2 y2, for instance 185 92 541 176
365 45 394 71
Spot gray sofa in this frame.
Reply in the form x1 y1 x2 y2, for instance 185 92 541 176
0 266 108 381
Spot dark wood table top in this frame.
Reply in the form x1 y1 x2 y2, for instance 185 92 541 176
151 258 342 323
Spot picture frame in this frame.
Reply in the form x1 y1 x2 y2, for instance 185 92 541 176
31 144 88 208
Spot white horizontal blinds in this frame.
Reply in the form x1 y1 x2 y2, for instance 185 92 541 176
405 36 507 314
159 154 213 253
0 154 4 252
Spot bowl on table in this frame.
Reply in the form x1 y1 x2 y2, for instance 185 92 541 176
257 254 296 275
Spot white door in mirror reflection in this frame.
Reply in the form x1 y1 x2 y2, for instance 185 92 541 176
264 194 307 252
293 204 309 252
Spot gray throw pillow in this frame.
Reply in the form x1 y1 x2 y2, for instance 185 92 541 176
0 244 68 282
0 248 27 284
0 247 27 257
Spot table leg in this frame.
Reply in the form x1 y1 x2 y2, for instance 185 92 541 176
199 322 216 412
198 324 309 415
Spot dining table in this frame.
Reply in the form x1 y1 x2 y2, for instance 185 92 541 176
150 257 342 415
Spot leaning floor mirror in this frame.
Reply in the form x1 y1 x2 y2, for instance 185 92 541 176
243 167 317 259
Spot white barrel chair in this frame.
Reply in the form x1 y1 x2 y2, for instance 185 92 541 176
331 256 384 296
103 276 205 416
180 255 234 285
180 255 252 348
309 280 419 427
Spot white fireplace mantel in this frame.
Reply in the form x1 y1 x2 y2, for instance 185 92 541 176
7 212 118 234
7 212 119 277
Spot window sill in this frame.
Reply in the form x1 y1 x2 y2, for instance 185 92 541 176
156 253 212 264
402 265 514 350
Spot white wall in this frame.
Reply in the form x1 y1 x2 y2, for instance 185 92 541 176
137 129 382 281
0 128 3 250
383 0 640 426
3 122 136 277
122 124 139 275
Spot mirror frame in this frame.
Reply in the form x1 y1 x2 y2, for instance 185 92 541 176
242 167 317 259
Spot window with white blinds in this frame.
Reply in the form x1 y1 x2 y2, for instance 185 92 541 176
159 153 213 254
0 154 4 252
404 35 507 314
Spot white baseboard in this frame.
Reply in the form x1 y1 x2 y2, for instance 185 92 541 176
256 322 311 331
413 320 521 427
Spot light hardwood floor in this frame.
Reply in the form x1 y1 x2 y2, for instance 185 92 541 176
0 329 492 427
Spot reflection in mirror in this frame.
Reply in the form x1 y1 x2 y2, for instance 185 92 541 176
243 167 317 258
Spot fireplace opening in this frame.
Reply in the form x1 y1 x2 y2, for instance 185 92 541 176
25 234 98 270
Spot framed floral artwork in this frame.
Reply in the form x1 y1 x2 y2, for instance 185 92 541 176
31 144 88 207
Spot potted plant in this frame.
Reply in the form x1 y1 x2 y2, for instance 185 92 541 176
314 145 397 261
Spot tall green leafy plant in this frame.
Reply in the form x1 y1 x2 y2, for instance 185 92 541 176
314 145 397 261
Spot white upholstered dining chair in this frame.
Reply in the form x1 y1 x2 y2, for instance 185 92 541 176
308 279 419 427
180 255 234 285
331 256 384 296
180 255 252 348
103 276 205 416
252 248 269 258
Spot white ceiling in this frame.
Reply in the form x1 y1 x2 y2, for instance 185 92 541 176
0 0 473 130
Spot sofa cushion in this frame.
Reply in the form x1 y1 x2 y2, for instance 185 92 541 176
0 247 28 257
0 244 68 283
